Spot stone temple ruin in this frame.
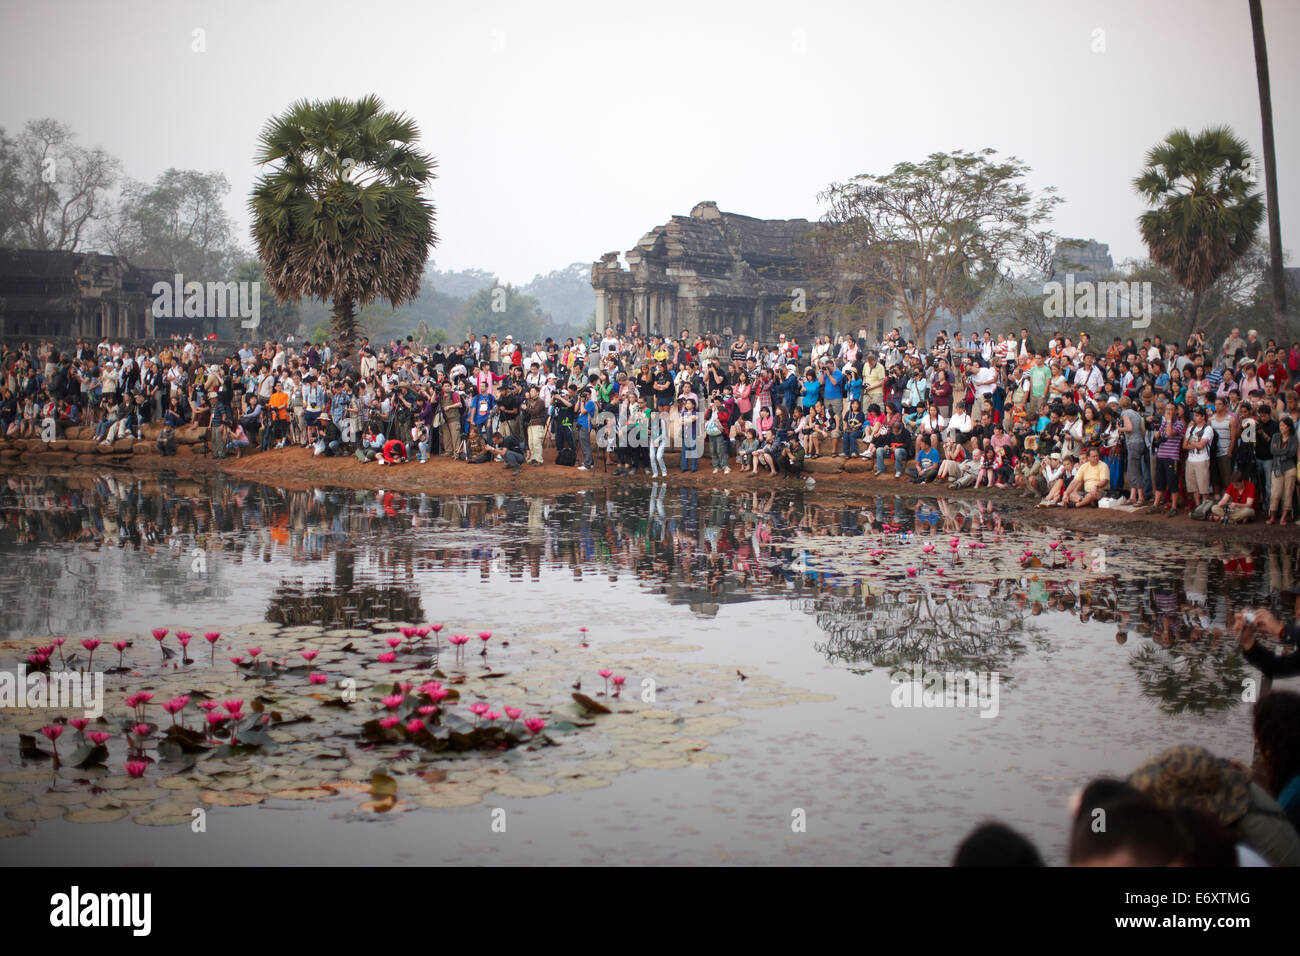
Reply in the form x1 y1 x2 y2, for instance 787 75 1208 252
591 201 815 341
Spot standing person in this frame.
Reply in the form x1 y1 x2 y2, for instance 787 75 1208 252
1266 415 1297 525
438 382 463 458
524 385 547 465
706 396 730 474
1151 403 1185 517
679 397 700 472
1182 406 1214 512
1208 402 1238 492
575 386 595 470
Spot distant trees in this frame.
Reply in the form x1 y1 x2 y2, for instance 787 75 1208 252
813 149 1060 343
0 118 120 251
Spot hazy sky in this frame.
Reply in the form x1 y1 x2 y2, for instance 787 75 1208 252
2 0 1296 285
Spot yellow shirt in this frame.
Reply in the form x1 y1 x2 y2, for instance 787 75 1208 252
1076 460 1108 493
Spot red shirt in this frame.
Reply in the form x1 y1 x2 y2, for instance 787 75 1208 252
1226 481 1256 505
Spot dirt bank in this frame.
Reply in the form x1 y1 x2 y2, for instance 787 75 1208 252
2 437 1295 547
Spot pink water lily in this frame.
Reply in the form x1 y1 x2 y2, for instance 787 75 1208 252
112 640 129 667
379 716 401 729
381 694 404 710
229 656 244 666
385 636 402 648
87 731 110 746
505 706 522 720
418 705 439 716
204 631 221 664
468 702 490 716
69 717 89 735
484 711 501 723
922 544 936 554
222 699 244 715
405 718 424 734
377 651 397 664
41 726 63 755
300 649 318 663
524 718 546 735
151 628 169 660
599 668 613 694
80 638 101 668
125 761 148 778
906 567 918 577
248 648 261 658
308 673 328 685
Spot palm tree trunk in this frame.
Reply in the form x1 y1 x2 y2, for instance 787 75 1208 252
1184 289 1202 344
331 297 359 358
1249 0 1287 321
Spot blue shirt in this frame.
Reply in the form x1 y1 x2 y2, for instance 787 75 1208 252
822 370 844 400
801 380 820 408
917 446 941 469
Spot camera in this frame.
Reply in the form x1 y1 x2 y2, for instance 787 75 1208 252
1242 610 1257 624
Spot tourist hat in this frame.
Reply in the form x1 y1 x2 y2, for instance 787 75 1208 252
1128 745 1250 826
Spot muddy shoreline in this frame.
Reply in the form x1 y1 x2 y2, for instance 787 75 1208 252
1 444 1295 547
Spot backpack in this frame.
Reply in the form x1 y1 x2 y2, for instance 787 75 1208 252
555 446 575 467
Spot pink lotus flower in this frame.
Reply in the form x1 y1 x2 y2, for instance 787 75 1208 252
112 640 129 667
906 567 918 577
419 681 442 696
505 706 522 720
87 731 110 746
1049 541 1060 551
430 623 444 633
230 656 244 666
524 718 546 735
599 668 612 694
70 717 89 733
468 702 490 716
417 705 439 716
152 628 168 641
405 718 424 734
429 688 449 702
177 632 192 647
221 699 244 715
398 682 413 693
478 631 492 642
484 711 500 722
40 725 63 746
205 712 227 728
936 568 946 576
247 648 261 658
162 699 186 717
198 700 219 712
381 694 404 710
81 638 101 667
379 716 401 729
125 761 148 778
922 544 936 554
950 538 960 548
204 631 220 664
612 675 626 689
386 636 402 648
308 673 328 685
300 649 318 663
400 627 415 639
377 651 397 663
131 723 151 738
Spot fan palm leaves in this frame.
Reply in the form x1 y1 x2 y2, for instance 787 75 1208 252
1133 127 1263 337
249 95 437 355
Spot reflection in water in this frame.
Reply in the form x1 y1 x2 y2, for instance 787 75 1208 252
0 474 1296 715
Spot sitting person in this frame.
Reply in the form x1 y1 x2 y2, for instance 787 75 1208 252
463 425 491 463
379 436 408 465
874 420 912 478
1210 470 1257 523
356 423 385 462
156 421 177 457
910 433 942 483
778 440 805 478
225 422 251 459
737 427 761 472
1036 453 1076 507
1062 445 1109 507
487 430 526 475
1014 449 1044 496
315 412 344 457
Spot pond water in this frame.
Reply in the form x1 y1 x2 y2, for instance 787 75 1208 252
0 473 1295 865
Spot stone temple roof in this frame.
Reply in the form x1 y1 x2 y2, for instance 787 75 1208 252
597 202 813 298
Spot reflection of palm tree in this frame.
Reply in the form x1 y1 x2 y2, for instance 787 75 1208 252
1128 637 1249 716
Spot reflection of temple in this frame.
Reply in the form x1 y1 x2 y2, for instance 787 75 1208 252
591 201 812 340
0 248 171 338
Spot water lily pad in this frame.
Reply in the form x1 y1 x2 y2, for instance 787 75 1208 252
133 805 199 827
200 791 265 807
7 802 62 822
65 806 130 823
268 787 334 800
486 776 554 798
41 790 91 807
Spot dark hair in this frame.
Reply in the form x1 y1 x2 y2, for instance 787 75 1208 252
1068 797 1191 866
1254 690 1300 800
952 822 1044 867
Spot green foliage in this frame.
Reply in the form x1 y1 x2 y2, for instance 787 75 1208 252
457 284 544 345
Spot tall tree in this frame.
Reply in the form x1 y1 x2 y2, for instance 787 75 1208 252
813 149 1060 343
0 119 120 251
1134 127 1264 341
249 96 437 357
1248 0 1286 320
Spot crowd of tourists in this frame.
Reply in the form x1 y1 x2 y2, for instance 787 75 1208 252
2 324 1299 520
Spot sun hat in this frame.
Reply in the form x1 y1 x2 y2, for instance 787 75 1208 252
1128 745 1250 826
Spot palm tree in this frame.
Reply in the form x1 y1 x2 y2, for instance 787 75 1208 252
1248 0 1286 321
249 96 437 358
1134 127 1263 340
